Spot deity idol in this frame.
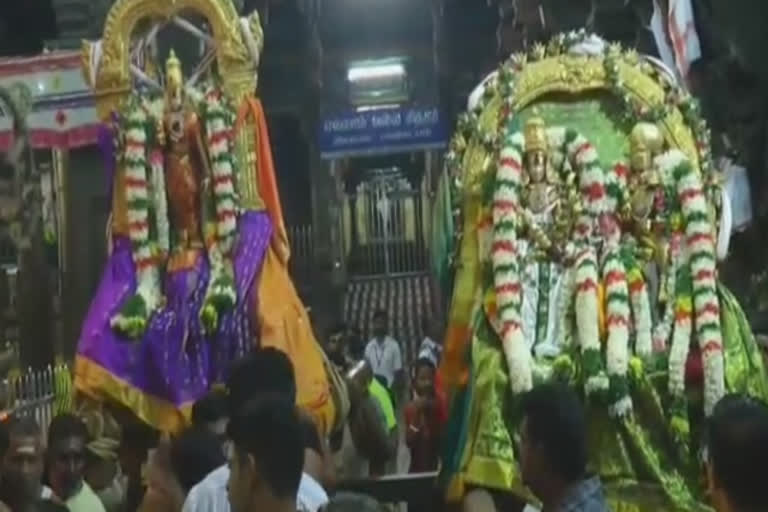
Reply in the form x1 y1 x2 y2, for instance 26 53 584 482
162 50 205 258
77 1 345 436
438 32 768 512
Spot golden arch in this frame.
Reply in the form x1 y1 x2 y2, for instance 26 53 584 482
82 0 263 121
507 55 699 169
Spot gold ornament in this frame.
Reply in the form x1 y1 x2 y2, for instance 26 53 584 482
629 122 664 155
165 49 182 81
524 117 548 153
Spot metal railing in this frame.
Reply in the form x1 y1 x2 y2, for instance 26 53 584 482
287 224 315 285
343 180 429 278
0 364 70 431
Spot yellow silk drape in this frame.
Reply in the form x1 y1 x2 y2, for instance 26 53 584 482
244 98 337 436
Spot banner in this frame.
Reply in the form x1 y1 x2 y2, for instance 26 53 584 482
0 51 99 151
318 106 447 159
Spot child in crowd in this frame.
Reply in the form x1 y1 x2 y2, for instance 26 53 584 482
404 358 445 473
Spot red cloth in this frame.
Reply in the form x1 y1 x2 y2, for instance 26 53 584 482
404 397 444 473
434 372 447 424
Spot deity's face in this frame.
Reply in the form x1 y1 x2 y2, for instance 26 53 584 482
526 150 548 183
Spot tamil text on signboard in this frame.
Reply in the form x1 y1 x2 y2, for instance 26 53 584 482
318 106 447 159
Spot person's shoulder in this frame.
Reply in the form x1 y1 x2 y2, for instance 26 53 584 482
385 336 400 349
298 472 329 512
182 465 229 510
35 501 69 512
77 482 107 512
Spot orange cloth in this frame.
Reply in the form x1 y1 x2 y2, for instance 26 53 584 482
242 95 336 436
254 247 336 436
237 98 290 265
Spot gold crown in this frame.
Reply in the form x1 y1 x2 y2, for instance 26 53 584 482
629 122 664 153
165 49 183 79
166 49 181 70
524 117 548 152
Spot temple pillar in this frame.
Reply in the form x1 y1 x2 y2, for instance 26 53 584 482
308 153 346 332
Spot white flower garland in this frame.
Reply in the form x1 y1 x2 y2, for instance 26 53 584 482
656 150 725 415
653 243 679 352
557 266 576 349
118 103 161 316
492 132 532 393
602 245 632 416
148 148 170 255
142 97 170 256
606 163 654 359
575 246 608 394
203 88 239 256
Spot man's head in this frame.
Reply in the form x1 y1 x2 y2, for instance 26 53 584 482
192 390 229 445
0 416 45 502
227 348 296 416
47 414 89 500
372 310 388 339
412 358 436 398
226 396 304 512
707 394 768 512
519 384 587 499
171 427 226 493
326 323 348 369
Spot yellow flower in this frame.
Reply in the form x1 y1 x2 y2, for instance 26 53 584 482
629 357 644 380
676 295 693 314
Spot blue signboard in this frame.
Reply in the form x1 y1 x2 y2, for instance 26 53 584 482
318 106 447 159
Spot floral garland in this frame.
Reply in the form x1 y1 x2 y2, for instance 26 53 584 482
202 88 239 255
657 150 725 415
144 97 170 257
601 246 632 416
652 239 680 352
110 100 161 339
607 162 654 358
561 130 617 399
628 263 654 357
199 87 239 333
574 246 607 395
563 129 603 243
669 251 693 438
492 131 532 393
148 148 169 255
557 266 576 349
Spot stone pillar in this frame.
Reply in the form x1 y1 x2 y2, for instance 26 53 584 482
308 152 346 332
17 231 54 368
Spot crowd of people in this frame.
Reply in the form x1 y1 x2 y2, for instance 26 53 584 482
0 310 766 512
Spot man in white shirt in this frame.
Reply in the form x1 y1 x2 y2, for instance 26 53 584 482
183 348 328 512
364 310 403 403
